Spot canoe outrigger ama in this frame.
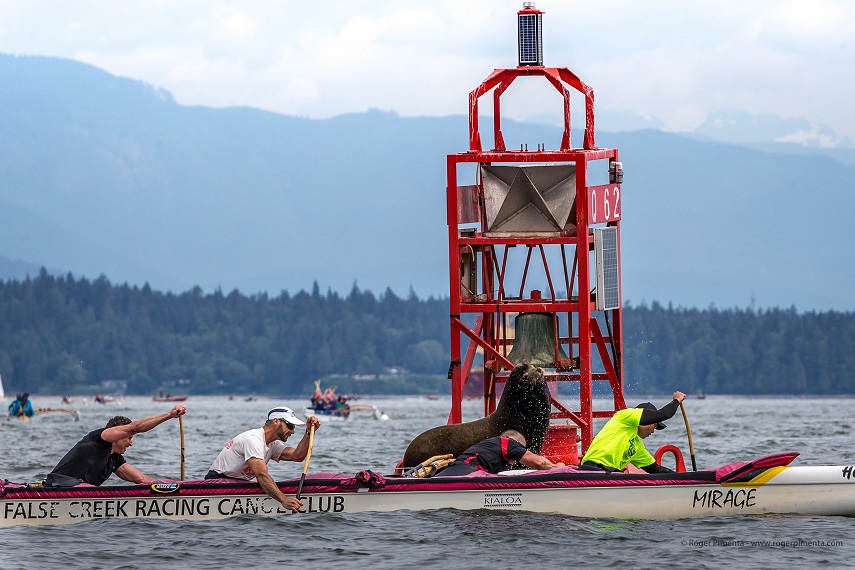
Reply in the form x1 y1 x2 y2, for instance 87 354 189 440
3 4 854 527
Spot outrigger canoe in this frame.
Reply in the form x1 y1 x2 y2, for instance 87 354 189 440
7 408 80 421
3 452 855 527
304 407 348 421
304 404 389 422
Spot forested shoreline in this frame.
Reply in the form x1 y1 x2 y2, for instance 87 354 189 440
2 271 854 396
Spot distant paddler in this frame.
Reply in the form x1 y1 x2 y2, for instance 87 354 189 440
205 407 321 513
7 393 35 419
45 404 187 487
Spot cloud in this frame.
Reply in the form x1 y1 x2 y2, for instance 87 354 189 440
1 0 853 140
211 7 258 42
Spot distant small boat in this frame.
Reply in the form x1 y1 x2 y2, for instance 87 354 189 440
93 394 119 404
152 395 188 402
697 391 707 400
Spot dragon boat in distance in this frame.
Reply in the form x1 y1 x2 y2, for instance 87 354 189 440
3 453 855 527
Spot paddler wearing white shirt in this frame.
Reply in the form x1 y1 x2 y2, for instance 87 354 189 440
206 407 321 513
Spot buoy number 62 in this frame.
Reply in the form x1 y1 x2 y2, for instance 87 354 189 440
589 184 621 223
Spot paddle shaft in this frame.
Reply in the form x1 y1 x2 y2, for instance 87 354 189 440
295 424 316 500
679 401 697 471
179 415 186 481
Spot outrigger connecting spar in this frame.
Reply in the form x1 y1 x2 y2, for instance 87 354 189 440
4 3 855 527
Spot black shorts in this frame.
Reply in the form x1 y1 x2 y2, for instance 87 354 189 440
579 461 623 473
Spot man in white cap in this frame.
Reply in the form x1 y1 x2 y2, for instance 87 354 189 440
205 407 321 512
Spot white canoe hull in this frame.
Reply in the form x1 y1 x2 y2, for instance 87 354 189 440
3 463 855 527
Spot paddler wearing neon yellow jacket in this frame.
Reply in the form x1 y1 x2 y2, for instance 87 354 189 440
580 391 687 473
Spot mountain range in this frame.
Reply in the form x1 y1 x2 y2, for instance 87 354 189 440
2 53 854 311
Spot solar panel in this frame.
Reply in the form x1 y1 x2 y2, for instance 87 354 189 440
594 227 620 310
518 13 543 66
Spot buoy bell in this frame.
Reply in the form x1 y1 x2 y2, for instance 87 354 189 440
506 312 568 367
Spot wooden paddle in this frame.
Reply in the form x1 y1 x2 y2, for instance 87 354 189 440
295 424 316 500
179 415 186 481
679 401 697 471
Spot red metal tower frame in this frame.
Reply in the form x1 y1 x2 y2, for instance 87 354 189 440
445 8 626 458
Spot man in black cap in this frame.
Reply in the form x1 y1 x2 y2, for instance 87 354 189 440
579 391 686 473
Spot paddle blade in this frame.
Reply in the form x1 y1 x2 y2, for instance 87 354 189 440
296 473 307 500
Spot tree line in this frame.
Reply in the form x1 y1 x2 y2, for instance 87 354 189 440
0 270 448 396
1 271 854 396
621 301 855 395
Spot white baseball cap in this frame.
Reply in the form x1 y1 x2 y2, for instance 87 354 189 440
267 406 306 426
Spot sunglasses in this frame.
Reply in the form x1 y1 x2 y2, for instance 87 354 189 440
280 419 295 430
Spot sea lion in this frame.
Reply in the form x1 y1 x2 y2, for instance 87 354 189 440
401 363 552 468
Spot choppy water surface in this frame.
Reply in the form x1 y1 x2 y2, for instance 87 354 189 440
2 395 854 569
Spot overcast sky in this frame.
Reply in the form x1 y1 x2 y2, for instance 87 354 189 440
2 0 853 143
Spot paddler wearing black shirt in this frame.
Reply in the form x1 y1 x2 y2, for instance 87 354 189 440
440 429 564 476
45 404 186 487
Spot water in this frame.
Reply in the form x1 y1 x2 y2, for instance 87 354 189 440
2 395 855 569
